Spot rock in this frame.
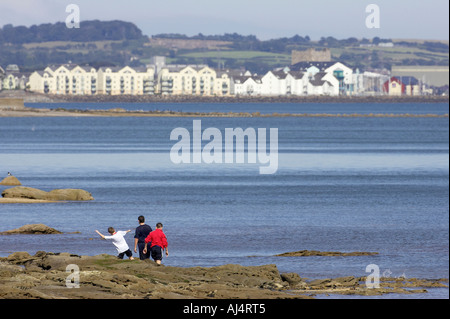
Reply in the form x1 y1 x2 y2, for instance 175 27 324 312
0 253 310 299
0 251 442 299
275 250 379 257
0 176 21 186
5 251 35 263
1 186 93 201
0 224 63 235
1 187 48 200
309 278 333 288
281 272 304 286
332 276 359 287
46 189 94 201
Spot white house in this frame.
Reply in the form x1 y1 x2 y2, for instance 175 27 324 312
1 73 28 90
157 65 231 96
304 72 337 96
28 64 99 95
233 75 263 96
323 62 354 95
285 71 307 95
97 65 156 95
290 61 355 95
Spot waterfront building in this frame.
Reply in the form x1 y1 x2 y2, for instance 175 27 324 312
0 65 28 91
28 64 156 96
290 61 355 95
383 76 421 96
28 64 98 95
97 66 156 95
157 65 231 96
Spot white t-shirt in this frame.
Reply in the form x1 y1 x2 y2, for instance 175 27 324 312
104 231 130 254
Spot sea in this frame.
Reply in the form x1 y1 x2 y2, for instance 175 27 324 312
0 102 448 299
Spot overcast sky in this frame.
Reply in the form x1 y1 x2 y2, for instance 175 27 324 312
0 0 448 40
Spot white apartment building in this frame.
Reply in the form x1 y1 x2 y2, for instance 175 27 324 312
157 65 232 96
0 65 28 91
233 67 340 96
1 73 28 90
290 61 356 95
26 60 356 97
28 64 156 95
233 73 263 96
28 64 99 95
97 66 156 95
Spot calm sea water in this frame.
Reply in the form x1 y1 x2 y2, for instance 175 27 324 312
1 102 448 299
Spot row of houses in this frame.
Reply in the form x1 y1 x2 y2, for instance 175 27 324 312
25 59 360 97
0 65 29 91
1 58 435 97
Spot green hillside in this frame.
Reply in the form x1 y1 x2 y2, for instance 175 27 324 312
0 21 448 74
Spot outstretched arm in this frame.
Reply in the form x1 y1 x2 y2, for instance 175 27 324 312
95 230 105 239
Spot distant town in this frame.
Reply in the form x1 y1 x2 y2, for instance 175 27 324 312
2 49 449 98
0 20 448 99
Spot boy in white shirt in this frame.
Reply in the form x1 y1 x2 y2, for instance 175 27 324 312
95 227 134 260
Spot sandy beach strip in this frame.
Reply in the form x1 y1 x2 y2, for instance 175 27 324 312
0 198 57 204
0 107 448 118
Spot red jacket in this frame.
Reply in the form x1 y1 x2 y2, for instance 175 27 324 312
144 228 168 249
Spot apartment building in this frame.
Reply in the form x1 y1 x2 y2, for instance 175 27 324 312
28 62 231 96
97 66 156 95
28 64 156 96
157 65 232 96
27 59 359 97
233 65 341 97
383 76 421 96
0 64 28 91
28 64 99 95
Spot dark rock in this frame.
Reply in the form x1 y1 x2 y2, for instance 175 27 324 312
2 186 93 201
0 224 63 235
275 250 379 257
0 176 21 186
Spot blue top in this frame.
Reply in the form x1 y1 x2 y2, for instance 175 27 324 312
134 224 152 243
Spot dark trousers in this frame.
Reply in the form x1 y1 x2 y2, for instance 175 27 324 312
117 249 132 259
138 242 151 260
151 245 163 261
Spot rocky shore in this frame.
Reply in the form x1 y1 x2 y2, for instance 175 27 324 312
0 250 447 299
0 225 447 299
275 250 379 257
1 106 448 118
0 224 63 235
58 94 450 104
1 90 449 104
0 186 94 203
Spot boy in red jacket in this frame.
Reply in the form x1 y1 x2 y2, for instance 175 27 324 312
143 222 168 265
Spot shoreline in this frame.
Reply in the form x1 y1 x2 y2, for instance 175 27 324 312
0 251 447 299
1 107 448 118
0 198 57 204
1 90 449 104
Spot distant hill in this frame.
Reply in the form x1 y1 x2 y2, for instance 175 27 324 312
0 20 448 75
0 20 144 44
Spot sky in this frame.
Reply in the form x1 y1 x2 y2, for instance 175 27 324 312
0 0 448 41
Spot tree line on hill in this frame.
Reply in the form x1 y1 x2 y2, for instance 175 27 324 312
0 20 448 73
0 20 145 44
